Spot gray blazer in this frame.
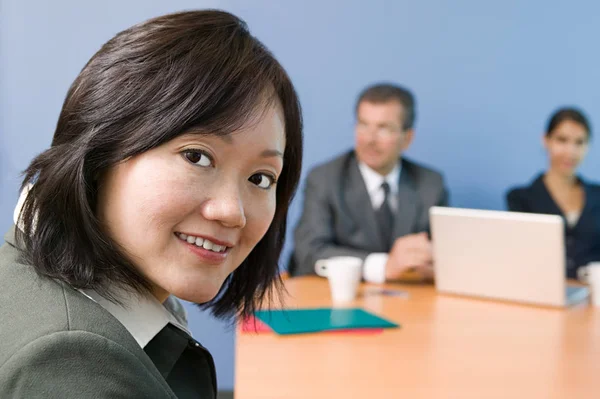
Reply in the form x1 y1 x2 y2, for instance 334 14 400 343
0 227 213 398
291 151 448 276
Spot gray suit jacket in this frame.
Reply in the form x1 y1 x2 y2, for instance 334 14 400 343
291 151 448 276
0 227 214 398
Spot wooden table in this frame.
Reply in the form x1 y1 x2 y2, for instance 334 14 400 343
235 277 600 399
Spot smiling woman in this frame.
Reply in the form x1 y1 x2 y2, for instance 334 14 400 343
506 108 600 279
0 9 302 398
97 108 287 306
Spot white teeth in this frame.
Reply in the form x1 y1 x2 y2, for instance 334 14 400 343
178 233 227 253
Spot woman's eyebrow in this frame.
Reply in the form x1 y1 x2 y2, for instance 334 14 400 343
260 149 284 159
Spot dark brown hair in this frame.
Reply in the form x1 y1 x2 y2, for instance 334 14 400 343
546 107 591 139
16 10 303 319
355 83 416 130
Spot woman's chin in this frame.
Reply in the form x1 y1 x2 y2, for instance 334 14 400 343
560 166 578 176
550 164 577 177
171 283 224 305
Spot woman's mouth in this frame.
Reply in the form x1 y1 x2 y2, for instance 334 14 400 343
175 232 230 253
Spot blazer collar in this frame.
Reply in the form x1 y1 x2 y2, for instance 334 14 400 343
530 173 598 229
529 174 562 215
392 159 420 238
343 153 384 249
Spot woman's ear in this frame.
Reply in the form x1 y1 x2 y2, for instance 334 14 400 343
541 133 550 150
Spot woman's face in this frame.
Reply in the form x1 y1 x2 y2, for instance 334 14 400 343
97 104 285 303
544 120 589 177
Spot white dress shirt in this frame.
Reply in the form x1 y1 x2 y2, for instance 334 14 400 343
13 186 191 349
357 161 401 212
565 211 581 228
79 289 191 348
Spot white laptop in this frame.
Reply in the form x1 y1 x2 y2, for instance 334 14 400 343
429 206 589 307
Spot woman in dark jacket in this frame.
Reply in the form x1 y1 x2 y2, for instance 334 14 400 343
507 108 600 279
0 10 302 398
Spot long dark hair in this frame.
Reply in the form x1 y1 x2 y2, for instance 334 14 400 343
16 10 303 319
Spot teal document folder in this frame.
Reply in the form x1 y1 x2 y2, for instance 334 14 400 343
254 307 399 335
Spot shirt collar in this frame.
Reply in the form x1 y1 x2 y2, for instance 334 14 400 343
13 184 190 348
80 288 191 348
357 160 401 196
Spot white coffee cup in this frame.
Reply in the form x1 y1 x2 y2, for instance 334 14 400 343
578 262 600 307
315 256 362 304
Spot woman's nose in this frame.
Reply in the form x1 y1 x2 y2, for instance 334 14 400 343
201 182 247 229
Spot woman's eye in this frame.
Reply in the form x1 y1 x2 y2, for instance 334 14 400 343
249 173 275 189
183 150 212 167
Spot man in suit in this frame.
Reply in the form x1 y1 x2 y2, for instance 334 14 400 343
291 83 449 283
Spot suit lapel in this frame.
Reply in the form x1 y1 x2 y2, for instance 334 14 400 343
530 174 597 232
573 177 598 231
530 175 563 216
392 160 420 238
342 155 386 250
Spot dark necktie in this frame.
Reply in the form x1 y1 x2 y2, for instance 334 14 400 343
375 182 394 250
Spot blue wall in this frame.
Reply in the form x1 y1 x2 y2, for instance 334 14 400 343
2 0 599 390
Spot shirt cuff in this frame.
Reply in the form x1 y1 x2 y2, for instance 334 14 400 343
363 253 388 284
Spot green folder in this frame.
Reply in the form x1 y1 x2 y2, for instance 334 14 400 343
254 307 399 335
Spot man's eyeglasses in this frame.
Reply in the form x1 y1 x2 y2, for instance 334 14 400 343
356 122 404 138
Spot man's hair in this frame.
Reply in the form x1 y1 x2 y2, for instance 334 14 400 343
546 107 592 139
355 83 416 130
16 10 303 320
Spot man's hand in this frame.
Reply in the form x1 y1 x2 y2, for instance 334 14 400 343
385 232 434 282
